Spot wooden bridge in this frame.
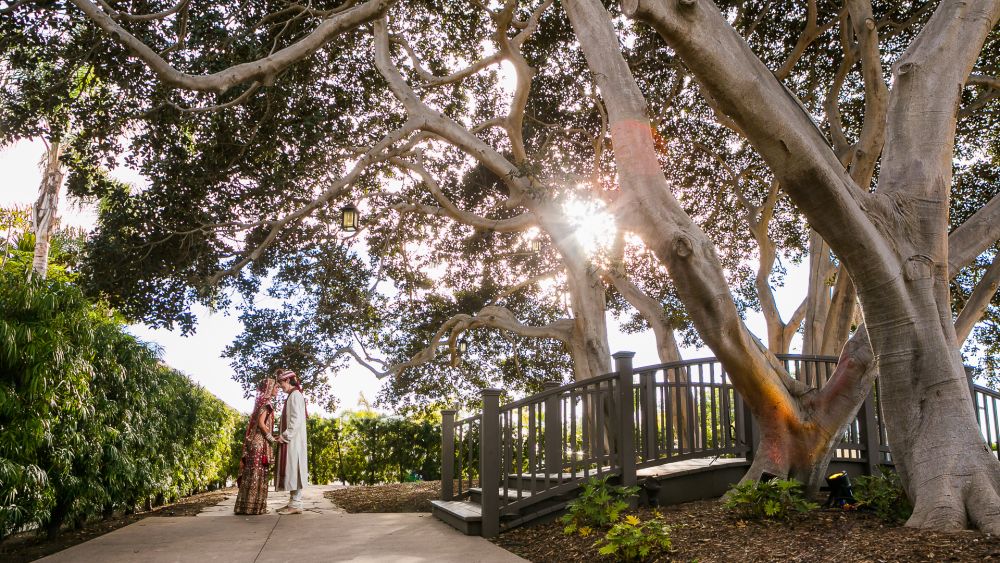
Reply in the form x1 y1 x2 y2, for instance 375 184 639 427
431 353 1000 537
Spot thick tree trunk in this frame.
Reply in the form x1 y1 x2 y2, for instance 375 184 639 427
742 329 875 495
616 0 1000 532
851 0 1000 533
30 140 63 280
863 283 1000 532
563 0 878 492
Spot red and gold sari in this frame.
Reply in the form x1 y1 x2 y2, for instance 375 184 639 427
234 379 276 515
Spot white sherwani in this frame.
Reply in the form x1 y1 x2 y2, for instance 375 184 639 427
276 389 309 491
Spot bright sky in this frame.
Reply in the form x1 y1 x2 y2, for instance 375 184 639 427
1 138 810 415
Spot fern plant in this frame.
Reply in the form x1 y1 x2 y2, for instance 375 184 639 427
853 468 913 524
594 514 672 561
561 475 640 535
723 478 818 521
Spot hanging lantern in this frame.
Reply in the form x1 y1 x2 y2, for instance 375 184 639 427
457 337 468 354
340 203 359 232
530 239 542 253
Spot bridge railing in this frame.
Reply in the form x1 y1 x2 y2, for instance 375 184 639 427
973 382 1000 460
440 352 998 536
631 357 751 467
440 410 481 501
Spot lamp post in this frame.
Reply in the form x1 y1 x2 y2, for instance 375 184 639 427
340 204 359 232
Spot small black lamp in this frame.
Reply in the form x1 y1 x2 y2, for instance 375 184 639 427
823 471 856 508
340 203 359 232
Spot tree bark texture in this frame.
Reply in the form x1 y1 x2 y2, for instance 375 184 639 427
30 140 63 281
803 231 833 355
623 0 1000 532
563 0 878 492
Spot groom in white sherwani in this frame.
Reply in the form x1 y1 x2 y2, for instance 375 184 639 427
275 369 309 515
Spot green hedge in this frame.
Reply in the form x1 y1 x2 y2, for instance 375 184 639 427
0 273 241 539
307 412 441 486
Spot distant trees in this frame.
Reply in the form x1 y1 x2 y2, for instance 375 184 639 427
307 411 441 486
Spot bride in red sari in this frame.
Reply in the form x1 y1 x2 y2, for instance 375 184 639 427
234 377 277 515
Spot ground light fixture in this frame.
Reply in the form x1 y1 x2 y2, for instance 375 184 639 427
823 471 857 508
340 203 359 232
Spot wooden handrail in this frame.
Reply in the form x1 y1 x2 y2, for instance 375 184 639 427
438 353 999 537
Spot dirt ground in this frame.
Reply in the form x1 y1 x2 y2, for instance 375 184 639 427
492 499 1000 562
324 481 442 513
0 488 236 563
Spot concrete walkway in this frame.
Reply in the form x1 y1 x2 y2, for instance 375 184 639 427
40 485 527 563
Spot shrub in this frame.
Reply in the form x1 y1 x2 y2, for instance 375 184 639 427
723 478 817 521
561 475 640 535
853 468 912 524
594 514 672 562
0 272 241 539
311 411 442 485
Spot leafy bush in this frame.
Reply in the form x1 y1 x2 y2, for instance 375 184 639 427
561 475 640 535
853 468 912 524
594 514 672 562
308 411 441 485
723 478 817 521
0 271 241 539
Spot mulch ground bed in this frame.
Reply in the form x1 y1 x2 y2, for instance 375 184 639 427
325 481 442 513
492 499 1000 562
0 487 236 563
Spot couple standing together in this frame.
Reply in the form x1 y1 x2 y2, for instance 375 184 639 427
234 368 309 516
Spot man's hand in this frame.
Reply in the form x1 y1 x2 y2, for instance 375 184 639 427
277 436 287 444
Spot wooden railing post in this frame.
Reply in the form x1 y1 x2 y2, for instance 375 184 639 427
480 388 502 538
858 388 880 475
441 409 456 501
614 352 637 490
639 370 658 462
543 381 562 476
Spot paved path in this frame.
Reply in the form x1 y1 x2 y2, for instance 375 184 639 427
40 485 526 563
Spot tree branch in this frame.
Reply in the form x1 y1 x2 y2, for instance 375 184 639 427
563 0 805 412
949 192 1000 277
389 156 536 232
623 0 897 287
877 0 1000 200
373 17 531 205
106 0 188 22
348 304 575 379
773 0 841 81
203 122 417 285
954 253 1000 344
602 265 681 363
67 0 393 93
844 0 889 189
389 34 503 87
